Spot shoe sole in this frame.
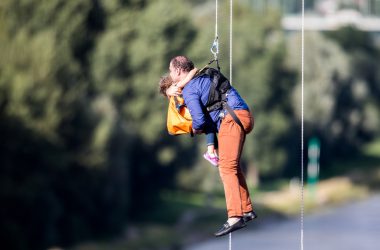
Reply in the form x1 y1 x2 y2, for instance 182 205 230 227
215 223 247 237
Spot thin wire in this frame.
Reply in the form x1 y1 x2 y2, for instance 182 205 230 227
211 0 219 60
300 0 305 250
215 0 218 39
229 0 233 84
229 1 233 249
229 232 232 250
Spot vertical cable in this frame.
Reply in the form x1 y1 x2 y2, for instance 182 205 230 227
229 1 233 249
229 232 232 250
215 0 218 39
300 0 305 250
229 0 233 83
211 0 219 61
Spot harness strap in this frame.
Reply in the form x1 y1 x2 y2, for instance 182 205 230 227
224 103 245 133
196 60 220 77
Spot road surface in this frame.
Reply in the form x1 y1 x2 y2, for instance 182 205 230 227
186 195 380 250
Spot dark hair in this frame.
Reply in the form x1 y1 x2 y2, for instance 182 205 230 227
170 55 194 72
158 75 173 97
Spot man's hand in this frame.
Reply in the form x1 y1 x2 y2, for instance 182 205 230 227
166 85 181 97
192 128 203 134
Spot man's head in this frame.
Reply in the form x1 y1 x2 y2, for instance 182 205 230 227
169 56 194 83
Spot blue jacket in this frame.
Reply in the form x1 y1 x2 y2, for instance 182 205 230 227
182 74 249 132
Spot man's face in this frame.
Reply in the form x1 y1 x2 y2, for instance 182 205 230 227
169 62 180 83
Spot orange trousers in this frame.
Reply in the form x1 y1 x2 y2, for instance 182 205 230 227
218 109 254 218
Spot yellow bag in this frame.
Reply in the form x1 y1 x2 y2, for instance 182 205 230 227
167 96 193 135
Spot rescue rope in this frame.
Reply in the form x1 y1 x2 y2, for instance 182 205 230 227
210 0 219 61
229 1 233 250
229 232 232 250
300 0 305 250
229 0 233 84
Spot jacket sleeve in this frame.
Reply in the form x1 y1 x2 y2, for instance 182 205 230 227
182 87 206 130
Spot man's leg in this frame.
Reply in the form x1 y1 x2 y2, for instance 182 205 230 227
218 110 253 217
235 110 254 213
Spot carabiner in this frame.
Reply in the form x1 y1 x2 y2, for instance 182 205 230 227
210 36 219 60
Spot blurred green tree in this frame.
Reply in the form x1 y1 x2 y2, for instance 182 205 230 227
90 0 200 213
0 0 121 249
287 29 380 169
1 0 200 249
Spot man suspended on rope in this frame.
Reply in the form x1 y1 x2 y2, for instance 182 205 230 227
166 55 257 237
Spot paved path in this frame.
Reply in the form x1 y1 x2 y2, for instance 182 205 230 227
186 195 380 250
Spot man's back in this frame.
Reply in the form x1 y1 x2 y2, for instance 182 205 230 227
182 75 249 131
182 75 218 132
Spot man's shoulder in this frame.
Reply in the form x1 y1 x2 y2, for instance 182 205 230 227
183 74 211 96
189 74 211 85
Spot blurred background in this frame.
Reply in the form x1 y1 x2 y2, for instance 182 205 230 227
0 0 379 249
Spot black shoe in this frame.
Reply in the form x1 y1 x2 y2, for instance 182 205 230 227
214 218 246 237
243 211 258 223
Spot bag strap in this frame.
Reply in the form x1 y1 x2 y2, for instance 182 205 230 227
173 96 185 111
